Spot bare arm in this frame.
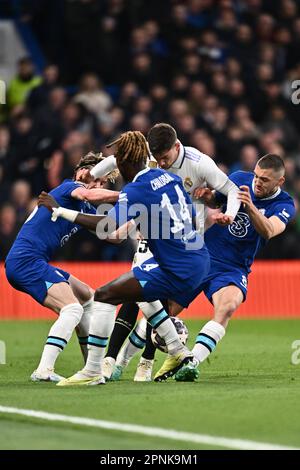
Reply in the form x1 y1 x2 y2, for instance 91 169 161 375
55 207 107 231
193 188 220 208
106 220 137 244
193 187 231 226
71 186 119 204
238 186 286 239
38 191 134 242
38 191 107 231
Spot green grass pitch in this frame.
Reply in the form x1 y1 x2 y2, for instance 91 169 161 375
0 319 299 449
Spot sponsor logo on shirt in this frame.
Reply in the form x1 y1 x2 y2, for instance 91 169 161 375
60 227 78 246
228 212 251 238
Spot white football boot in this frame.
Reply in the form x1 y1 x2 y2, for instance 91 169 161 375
102 357 116 381
30 368 65 383
134 358 154 382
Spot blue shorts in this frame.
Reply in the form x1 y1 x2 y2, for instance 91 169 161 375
5 255 70 305
133 254 210 304
174 259 248 307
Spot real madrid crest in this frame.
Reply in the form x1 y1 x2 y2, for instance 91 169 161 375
184 177 193 190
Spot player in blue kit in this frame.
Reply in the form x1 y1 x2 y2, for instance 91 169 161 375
38 131 210 386
154 153 296 381
5 152 119 382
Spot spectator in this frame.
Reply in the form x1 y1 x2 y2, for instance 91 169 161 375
1 0 299 260
7 57 42 109
74 73 112 118
27 64 60 112
0 204 19 260
10 180 32 224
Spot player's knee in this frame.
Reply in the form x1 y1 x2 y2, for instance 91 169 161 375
218 300 237 319
79 284 94 304
94 286 113 303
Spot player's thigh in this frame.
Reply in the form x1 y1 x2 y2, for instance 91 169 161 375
94 271 144 305
44 282 80 312
68 275 94 304
168 300 184 317
170 282 205 313
212 285 244 321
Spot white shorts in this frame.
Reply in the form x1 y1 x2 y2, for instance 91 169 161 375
131 240 153 268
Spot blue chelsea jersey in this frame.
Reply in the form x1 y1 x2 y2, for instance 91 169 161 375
7 180 96 261
205 171 296 272
108 167 207 280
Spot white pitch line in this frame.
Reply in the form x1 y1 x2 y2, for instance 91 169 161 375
0 405 297 450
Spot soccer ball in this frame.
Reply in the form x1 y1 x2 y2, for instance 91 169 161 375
151 317 189 353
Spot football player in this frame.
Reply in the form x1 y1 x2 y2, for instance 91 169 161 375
156 153 296 381
5 152 119 382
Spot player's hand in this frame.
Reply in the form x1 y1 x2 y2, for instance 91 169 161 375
38 191 59 212
211 213 233 226
238 185 253 209
78 168 94 184
193 187 214 203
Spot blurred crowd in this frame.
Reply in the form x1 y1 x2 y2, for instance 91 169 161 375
0 0 300 261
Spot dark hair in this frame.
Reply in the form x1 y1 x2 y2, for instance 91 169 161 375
18 57 33 66
257 154 285 173
107 131 149 165
147 123 177 155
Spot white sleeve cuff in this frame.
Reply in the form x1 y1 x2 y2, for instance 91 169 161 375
51 207 78 223
90 155 117 179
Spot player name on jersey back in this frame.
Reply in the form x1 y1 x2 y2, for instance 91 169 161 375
150 173 174 191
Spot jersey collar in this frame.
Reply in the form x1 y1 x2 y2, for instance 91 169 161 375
132 167 151 183
170 141 185 169
251 175 281 200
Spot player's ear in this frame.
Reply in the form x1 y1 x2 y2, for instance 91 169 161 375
278 175 285 187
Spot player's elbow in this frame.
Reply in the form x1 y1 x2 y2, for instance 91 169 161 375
264 227 275 240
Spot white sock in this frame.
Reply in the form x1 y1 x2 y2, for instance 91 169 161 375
84 301 117 375
116 317 147 367
76 297 94 362
37 303 83 371
138 301 183 355
192 320 226 363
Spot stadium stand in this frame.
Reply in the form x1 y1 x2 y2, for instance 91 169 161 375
0 0 299 263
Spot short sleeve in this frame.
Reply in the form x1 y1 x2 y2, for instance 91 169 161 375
270 201 296 225
62 181 82 198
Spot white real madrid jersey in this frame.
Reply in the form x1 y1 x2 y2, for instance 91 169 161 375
168 142 236 234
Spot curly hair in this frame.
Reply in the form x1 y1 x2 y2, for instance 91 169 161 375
107 131 149 165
